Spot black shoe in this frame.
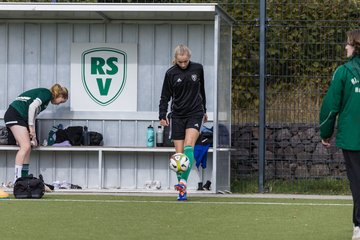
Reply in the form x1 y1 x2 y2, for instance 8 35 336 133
39 174 54 190
70 184 82 189
203 180 211 190
45 183 55 190
197 182 204 190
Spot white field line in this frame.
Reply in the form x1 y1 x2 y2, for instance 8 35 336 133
1 198 353 207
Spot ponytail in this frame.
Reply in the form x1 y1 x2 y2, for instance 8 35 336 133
50 84 68 100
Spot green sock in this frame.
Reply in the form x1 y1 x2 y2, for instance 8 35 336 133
176 145 194 182
21 164 29 177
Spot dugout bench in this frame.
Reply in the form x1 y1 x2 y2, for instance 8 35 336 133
0 145 231 193
0 3 233 193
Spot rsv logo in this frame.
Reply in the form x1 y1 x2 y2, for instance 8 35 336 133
351 77 359 85
82 48 127 106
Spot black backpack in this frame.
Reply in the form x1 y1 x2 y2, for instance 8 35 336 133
88 131 104 146
196 125 213 146
0 126 16 145
13 174 45 199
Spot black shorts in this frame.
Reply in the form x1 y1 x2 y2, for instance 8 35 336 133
170 116 203 140
4 106 28 128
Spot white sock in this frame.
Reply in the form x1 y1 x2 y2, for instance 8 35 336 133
14 165 22 183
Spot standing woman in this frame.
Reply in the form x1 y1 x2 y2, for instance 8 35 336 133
159 44 207 201
320 29 360 240
4 83 68 185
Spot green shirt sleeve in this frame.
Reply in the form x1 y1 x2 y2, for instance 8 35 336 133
319 66 345 139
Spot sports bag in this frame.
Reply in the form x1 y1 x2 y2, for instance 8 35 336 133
81 130 103 146
60 126 84 146
0 125 16 145
48 126 83 146
88 131 103 146
13 174 45 199
0 126 9 145
196 125 213 146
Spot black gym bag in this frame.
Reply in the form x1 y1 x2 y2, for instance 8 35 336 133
13 174 45 199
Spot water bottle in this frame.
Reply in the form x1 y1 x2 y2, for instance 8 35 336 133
83 126 90 146
156 126 164 147
147 125 154 147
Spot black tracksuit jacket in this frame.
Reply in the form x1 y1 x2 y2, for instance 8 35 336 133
159 61 206 120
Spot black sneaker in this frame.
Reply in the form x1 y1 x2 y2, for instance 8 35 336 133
203 180 211 190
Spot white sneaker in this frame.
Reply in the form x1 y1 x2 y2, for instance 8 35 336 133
44 184 52 193
152 181 161 190
353 226 360 240
3 181 14 189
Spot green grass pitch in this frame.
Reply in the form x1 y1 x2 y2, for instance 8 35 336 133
0 194 353 240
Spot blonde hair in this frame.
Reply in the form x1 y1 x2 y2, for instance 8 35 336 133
172 44 192 65
51 83 68 100
347 29 360 55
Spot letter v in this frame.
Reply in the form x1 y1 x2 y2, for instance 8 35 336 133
96 78 112 95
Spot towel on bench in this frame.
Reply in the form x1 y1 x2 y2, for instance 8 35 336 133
194 144 210 169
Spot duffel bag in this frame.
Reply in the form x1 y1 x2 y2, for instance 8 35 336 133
13 174 45 199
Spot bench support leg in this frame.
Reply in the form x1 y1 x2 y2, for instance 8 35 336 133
98 150 103 189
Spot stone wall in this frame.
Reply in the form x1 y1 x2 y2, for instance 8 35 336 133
231 124 346 180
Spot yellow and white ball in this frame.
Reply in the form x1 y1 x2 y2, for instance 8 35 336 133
169 153 190 173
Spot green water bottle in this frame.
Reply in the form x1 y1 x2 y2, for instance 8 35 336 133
147 125 154 147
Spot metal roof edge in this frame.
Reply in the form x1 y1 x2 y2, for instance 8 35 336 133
214 5 235 25
0 2 219 12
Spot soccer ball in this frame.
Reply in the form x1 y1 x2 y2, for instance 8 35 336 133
169 153 190 173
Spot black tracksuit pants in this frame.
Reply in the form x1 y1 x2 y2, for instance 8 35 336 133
343 149 360 226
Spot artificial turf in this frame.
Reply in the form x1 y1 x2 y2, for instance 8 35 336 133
0 194 353 240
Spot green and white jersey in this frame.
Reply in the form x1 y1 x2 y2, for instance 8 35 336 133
10 88 52 121
320 55 360 150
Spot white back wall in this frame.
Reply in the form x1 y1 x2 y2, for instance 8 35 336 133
0 22 215 146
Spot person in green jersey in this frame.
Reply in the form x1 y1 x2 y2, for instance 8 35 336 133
320 29 360 240
4 83 68 184
159 45 207 201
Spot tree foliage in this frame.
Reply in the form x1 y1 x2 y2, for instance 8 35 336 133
229 0 360 119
